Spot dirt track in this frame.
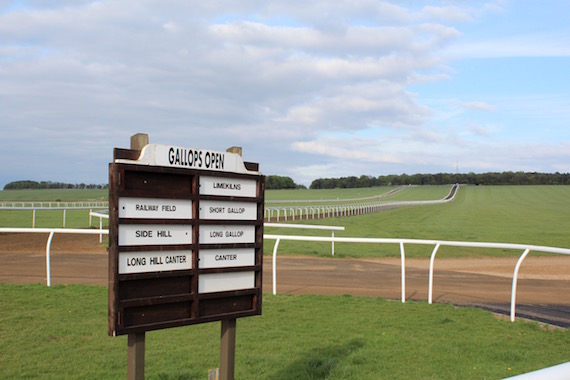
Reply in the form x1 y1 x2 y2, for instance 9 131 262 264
1 233 569 327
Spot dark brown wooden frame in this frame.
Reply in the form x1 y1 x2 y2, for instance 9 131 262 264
109 150 264 336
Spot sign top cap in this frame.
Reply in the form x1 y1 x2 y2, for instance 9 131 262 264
115 144 260 175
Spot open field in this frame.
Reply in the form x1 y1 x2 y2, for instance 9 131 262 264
266 185 452 206
0 184 453 203
3 185 569 255
0 188 107 201
0 185 568 378
264 185 570 258
0 209 107 229
0 283 568 379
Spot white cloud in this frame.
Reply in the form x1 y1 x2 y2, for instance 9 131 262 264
419 5 473 22
0 0 568 188
292 139 403 164
443 32 570 59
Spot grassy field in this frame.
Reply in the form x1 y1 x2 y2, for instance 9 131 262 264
264 185 570 258
2 185 569 257
1 187 568 378
0 283 567 379
0 189 107 201
0 209 108 228
266 185 451 205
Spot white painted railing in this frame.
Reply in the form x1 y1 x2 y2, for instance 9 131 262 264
503 361 570 379
265 223 344 255
89 211 109 242
0 201 108 209
2 222 567 323
264 184 459 221
264 234 570 322
0 206 108 229
0 228 109 287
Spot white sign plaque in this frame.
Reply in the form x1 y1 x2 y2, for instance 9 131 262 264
119 197 192 219
199 248 255 269
199 271 255 293
119 224 192 246
119 250 193 274
114 144 258 174
199 200 257 220
199 225 255 244
199 176 257 197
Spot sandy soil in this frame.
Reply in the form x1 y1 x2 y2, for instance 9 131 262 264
1 232 568 326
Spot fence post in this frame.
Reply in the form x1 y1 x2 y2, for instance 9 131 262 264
399 242 406 303
99 216 103 243
510 248 531 322
46 231 55 287
272 239 281 295
428 243 441 304
127 332 145 380
127 133 149 380
219 318 236 380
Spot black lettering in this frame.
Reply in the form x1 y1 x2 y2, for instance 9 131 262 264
165 255 187 264
136 204 158 211
218 153 224 169
215 254 237 261
127 257 146 266
212 182 242 190
205 151 211 168
196 150 203 167
135 230 152 238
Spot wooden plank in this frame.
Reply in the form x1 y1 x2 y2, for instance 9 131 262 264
219 319 236 380
127 331 145 379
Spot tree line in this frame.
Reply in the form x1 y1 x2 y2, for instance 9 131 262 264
3 180 108 190
265 175 307 190
5 171 569 191
310 171 570 189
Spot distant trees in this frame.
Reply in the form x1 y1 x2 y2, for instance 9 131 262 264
310 172 570 189
265 176 306 190
5 171 569 191
3 180 108 190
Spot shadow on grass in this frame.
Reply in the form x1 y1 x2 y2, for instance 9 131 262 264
270 339 365 379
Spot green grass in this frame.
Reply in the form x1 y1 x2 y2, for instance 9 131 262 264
266 185 452 207
2 185 569 257
0 209 108 228
0 283 567 379
264 185 570 258
266 187 398 202
0 189 107 201
0 188 108 228
380 185 452 201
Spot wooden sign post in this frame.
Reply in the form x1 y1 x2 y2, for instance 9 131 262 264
108 136 264 380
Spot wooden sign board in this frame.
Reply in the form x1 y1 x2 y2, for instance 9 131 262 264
108 144 264 336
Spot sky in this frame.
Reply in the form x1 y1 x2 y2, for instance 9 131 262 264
1 1 569 188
